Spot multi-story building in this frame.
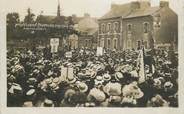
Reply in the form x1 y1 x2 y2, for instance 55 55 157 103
98 1 178 51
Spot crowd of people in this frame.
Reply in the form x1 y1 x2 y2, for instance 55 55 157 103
7 47 178 107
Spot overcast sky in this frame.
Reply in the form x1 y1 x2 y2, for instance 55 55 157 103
5 0 175 20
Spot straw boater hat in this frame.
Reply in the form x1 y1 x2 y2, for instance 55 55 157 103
146 73 153 79
53 77 61 85
121 95 137 105
26 89 35 96
150 94 169 107
164 81 174 89
103 73 111 81
94 76 104 85
49 82 59 91
42 99 54 107
122 82 144 99
23 101 33 107
165 73 172 78
45 78 53 84
27 78 37 85
8 83 22 94
153 78 162 88
103 82 122 96
90 70 97 78
67 74 77 84
114 72 124 81
76 81 88 93
109 96 122 103
64 89 76 99
47 70 54 77
88 88 106 102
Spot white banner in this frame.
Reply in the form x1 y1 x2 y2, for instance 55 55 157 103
137 49 145 83
50 38 59 53
96 47 103 56
60 66 67 81
60 66 74 82
50 38 59 46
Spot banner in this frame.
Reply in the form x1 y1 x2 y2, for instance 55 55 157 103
60 66 67 81
50 38 59 53
60 66 74 82
67 67 74 81
96 47 103 56
137 49 145 83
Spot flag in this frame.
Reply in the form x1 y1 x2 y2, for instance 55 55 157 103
137 49 146 83
60 66 67 81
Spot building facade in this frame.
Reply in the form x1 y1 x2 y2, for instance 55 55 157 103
98 1 178 51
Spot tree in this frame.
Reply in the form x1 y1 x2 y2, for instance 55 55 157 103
24 8 35 24
7 12 20 39
7 12 20 28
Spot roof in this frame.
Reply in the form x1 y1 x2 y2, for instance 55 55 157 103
124 7 161 19
99 1 161 20
100 3 132 20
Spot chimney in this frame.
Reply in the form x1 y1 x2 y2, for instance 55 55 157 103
131 1 140 10
160 1 169 8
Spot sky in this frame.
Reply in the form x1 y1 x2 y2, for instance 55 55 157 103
5 0 175 20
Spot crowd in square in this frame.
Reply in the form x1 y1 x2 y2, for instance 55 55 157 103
7 47 178 107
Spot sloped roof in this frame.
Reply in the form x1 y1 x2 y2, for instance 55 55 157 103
99 1 161 20
124 6 161 19
100 3 132 20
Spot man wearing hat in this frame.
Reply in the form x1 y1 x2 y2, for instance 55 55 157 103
147 94 169 107
60 89 77 107
87 88 106 106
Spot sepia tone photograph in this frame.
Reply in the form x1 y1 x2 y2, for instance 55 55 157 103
6 0 179 108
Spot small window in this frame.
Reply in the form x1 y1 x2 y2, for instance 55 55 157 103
127 24 132 31
85 39 88 47
143 22 149 33
114 22 119 32
114 38 117 49
101 24 105 33
137 40 141 49
107 23 111 32
107 39 111 48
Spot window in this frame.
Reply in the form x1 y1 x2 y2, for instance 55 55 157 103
114 22 119 32
107 23 111 32
114 38 118 49
107 38 111 48
85 39 88 47
127 24 132 31
101 24 105 33
137 40 141 50
143 22 149 33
